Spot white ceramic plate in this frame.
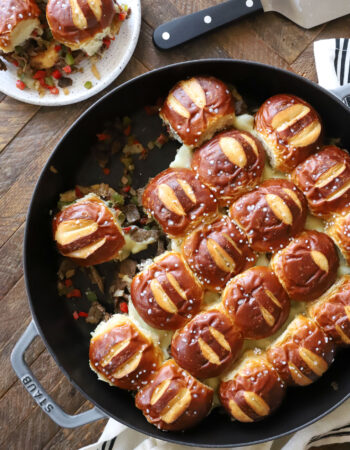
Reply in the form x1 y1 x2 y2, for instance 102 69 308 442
0 0 141 106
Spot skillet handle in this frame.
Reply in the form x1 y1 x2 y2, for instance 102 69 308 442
11 320 107 428
330 84 350 107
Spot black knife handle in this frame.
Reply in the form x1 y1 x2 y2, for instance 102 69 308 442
153 0 263 50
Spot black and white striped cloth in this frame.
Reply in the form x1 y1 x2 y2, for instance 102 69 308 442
314 38 350 106
81 39 350 450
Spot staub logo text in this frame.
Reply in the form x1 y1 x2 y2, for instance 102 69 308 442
21 375 54 413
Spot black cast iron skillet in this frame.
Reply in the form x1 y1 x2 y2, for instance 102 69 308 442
11 59 350 447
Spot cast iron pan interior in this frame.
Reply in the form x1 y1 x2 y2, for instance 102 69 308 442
24 59 350 447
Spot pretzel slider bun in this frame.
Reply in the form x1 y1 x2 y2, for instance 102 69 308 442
266 315 335 386
131 252 203 330
46 0 120 56
0 0 41 53
292 146 350 218
89 314 163 390
255 94 322 172
327 211 350 264
219 352 286 422
182 215 256 292
135 359 213 431
142 168 218 238
171 308 243 379
159 76 235 149
229 179 307 252
191 129 265 206
309 276 350 346
271 230 339 302
222 266 290 340
53 193 125 266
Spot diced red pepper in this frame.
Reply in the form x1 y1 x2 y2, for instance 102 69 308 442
33 70 46 79
64 279 73 287
78 311 89 318
123 226 132 233
73 311 79 320
75 186 83 198
12 60 19 67
50 87 59 95
52 69 62 79
67 289 82 298
123 124 131 136
119 12 127 21
119 302 128 313
39 78 49 89
63 65 72 74
103 167 110 175
97 133 110 141
16 80 26 90
122 185 130 193
103 37 111 49
32 30 38 37
54 44 62 52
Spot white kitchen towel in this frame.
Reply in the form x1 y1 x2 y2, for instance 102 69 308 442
81 39 350 450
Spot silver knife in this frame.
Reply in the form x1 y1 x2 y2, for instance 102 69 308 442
153 0 350 50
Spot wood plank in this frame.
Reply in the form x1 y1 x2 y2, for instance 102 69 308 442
291 14 350 81
0 222 24 299
249 12 325 65
43 401 107 449
0 277 45 398
0 97 39 153
0 351 87 450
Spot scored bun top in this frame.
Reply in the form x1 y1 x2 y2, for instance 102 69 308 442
135 359 213 431
266 314 335 386
271 230 339 302
171 308 243 379
130 252 203 331
292 145 350 218
255 94 323 172
46 0 119 53
229 178 307 252
191 129 265 206
182 215 256 292
89 314 163 390
53 193 125 266
142 168 218 238
219 352 286 423
222 266 290 340
309 276 350 346
160 76 235 148
327 211 350 264
0 0 41 53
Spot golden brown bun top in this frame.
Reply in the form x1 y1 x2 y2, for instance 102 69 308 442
191 129 265 205
327 211 350 264
89 315 163 390
271 230 339 302
219 353 285 423
292 145 350 218
53 193 125 266
0 0 40 51
160 76 235 147
182 215 256 292
46 0 118 47
230 178 307 252
309 275 350 346
255 94 322 172
130 251 203 331
142 168 218 238
171 308 243 379
266 314 335 386
135 359 213 431
223 266 290 340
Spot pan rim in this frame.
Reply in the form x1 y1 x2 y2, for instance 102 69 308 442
23 58 350 447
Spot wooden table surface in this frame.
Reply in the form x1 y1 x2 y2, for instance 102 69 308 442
1 1 349 449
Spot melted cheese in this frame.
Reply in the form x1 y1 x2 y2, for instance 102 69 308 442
170 145 193 169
